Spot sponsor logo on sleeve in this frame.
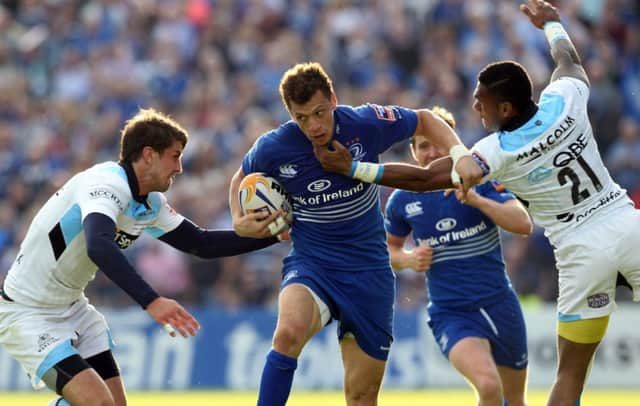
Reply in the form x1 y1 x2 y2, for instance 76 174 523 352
88 188 124 210
369 104 397 121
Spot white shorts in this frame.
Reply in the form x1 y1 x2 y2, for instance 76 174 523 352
0 296 114 388
555 204 640 321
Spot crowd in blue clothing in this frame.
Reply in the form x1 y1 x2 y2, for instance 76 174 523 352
0 0 638 309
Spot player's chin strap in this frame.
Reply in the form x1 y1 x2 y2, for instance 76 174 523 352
449 144 472 185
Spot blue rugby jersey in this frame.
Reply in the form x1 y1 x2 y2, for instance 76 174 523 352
242 104 418 271
385 181 515 309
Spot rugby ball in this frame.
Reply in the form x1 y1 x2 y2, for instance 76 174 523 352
238 173 293 235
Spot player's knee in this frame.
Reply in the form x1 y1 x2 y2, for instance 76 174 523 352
473 373 503 400
344 379 380 405
272 323 308 353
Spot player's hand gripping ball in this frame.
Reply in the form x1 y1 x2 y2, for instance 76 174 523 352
239 173 293 235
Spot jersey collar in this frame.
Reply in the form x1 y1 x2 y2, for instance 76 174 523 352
500 102 538 132
118 160 151 209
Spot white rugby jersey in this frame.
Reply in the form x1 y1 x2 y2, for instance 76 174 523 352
3 161 184 307
473 77 632 246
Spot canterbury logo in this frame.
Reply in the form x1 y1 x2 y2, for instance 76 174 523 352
279 165 298 178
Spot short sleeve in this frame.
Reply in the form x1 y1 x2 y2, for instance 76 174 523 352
242 133 270 175
384 191 412 237
76 173 130 222
472 135 505 183
145 194 185 238
544 77 590 110
358 104 418 153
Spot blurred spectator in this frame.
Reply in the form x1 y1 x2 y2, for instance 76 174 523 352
606 116 640 192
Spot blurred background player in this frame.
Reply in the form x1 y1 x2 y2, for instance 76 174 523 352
228 62 480 406
0 108 282 406
314 1 640 405
385 106 531 406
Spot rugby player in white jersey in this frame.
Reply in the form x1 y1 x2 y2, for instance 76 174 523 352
0 108 283 406
314 1 640 404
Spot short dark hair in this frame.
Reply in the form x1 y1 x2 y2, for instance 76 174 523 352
279 62 334 111
478 61 533 111
119 108 188 162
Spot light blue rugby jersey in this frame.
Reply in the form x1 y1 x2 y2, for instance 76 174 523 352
242 104 418 271
385 181 515 309
4 161 184 307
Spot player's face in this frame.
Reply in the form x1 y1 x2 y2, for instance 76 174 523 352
151 140 183 192
289 90 337 146
472 83 502 132
410 135 445 167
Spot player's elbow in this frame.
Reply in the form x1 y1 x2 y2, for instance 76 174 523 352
512 218 533 237
85 236 112 265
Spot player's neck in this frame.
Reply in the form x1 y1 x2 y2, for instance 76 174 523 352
120 160 151 204
500 102 538 132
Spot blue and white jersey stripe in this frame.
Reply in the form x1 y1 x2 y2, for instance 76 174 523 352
431 228 500 264
385 181 514 309
243 104 419 272
294 183 378 223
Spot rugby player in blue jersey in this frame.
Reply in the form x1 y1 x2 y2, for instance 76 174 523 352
228 62 483 406
314 2 640 405
0 108 283 406
385 106 531 406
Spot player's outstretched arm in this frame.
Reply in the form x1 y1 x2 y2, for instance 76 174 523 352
84 213 201 338
455 189 533 236
84 212 161 308
413 108 484 189
314 140 485 192
520 0 589 85
159 219 279 258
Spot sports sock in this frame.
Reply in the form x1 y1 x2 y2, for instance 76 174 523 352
257 349 298 406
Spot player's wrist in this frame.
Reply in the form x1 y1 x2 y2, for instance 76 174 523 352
349 161 384 184
543 21 571 46
449 144 471 184
449 144 471 162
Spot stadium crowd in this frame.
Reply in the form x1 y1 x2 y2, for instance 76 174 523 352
0 0 638 311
